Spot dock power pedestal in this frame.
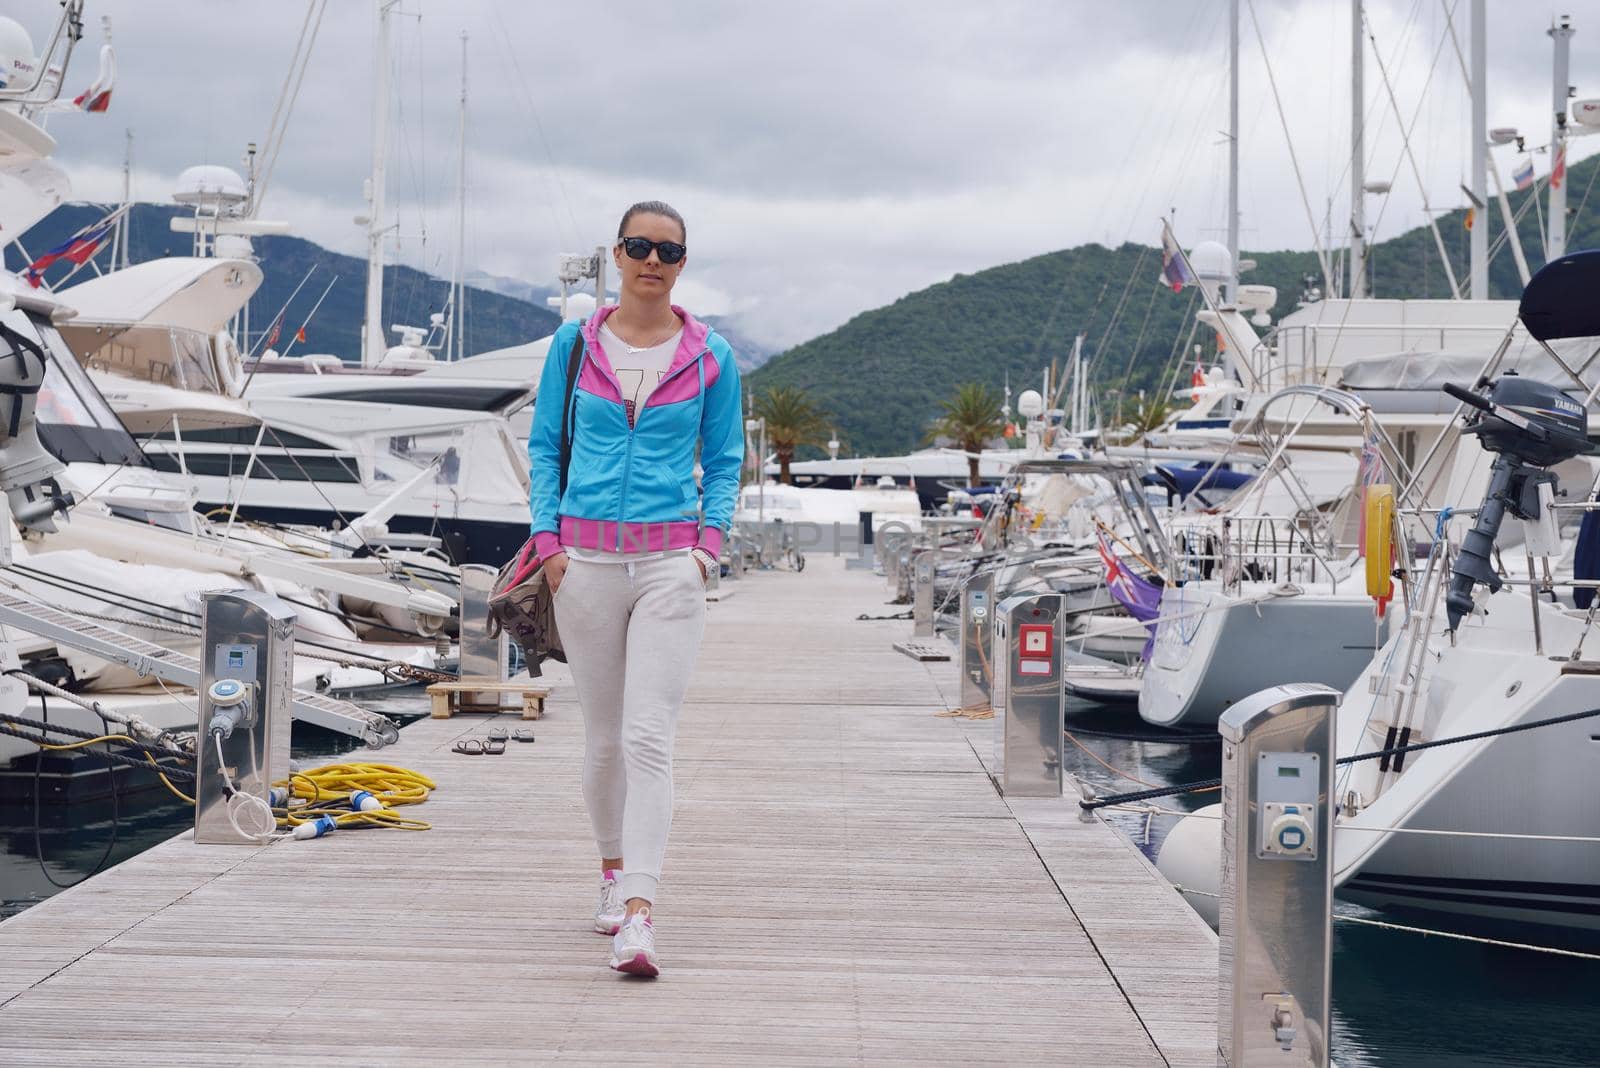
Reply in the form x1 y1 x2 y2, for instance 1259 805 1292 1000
194 590 295 845
959 569 996 710
1217 683 1336 1067
989 592 1064 796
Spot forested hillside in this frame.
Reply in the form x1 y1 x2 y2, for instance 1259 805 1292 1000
751 152 1600 457
9 204 560 360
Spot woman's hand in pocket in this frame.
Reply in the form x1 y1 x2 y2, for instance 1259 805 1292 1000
545 552 569 595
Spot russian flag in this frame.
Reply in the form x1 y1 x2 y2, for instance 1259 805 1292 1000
25 223 113 288
1513 158 1535 191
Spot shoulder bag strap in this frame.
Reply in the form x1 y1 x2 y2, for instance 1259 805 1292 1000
558 321 587 498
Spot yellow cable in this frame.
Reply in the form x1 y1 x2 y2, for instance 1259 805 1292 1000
272 761 436 833
40 733 197 804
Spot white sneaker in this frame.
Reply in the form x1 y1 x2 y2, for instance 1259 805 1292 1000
609 909 660 977
594 870 625 935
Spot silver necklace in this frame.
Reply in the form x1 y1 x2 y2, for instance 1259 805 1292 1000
610 321 679 354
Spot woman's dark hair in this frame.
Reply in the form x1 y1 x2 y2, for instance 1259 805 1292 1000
617 200 686 243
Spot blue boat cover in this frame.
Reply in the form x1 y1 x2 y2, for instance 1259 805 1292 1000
1575 508 1600 611
1519 250 1600 342
1142 463 1254 503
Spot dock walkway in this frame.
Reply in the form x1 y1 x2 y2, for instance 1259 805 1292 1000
0 557 1215 1066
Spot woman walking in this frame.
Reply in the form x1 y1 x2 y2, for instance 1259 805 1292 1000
527 201 743 978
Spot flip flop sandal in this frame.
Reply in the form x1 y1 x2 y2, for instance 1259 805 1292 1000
486 727 509 743
453 738 484 755
483 737 507 755
512 728 536 743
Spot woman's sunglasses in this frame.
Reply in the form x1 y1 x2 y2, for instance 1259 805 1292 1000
619 236 686 264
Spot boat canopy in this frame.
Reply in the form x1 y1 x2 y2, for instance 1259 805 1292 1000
58 257 261 333
1518 249 1600 342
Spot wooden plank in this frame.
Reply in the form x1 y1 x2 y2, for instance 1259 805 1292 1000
427 679 550 720
0 556 1211 1065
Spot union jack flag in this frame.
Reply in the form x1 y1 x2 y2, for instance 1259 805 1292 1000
1096 531 1163 659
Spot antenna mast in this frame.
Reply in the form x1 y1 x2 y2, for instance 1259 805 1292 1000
1227 0 1240 304
1350 0 1368 299
451 30 468 361
1468 0 1488 299
362 0 397 367
1547 15 1576 261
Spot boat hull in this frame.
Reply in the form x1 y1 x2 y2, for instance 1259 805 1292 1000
1140 582 1381 726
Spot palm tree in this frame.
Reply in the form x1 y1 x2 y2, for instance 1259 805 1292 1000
754 385 830 484
1128 394 1171 440
928 383 1004 487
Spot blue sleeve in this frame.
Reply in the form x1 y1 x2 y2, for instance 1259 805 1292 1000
696 343 744 552
528 323 579 547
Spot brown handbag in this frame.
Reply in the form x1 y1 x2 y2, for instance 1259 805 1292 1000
485 325 587 676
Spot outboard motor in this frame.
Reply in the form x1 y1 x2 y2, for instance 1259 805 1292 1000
0 318 73 532
1442 372 1594 631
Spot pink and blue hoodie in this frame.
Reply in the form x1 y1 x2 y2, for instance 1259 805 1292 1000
528 305 744 561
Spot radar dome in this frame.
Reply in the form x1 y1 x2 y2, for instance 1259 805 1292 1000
564 292 598 320
1016 389 1045 419
1188 240 1233 281
213 234 255 260
173 165 248 210
0 19 36 91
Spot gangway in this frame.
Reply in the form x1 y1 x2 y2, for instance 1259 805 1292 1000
0 587 399 747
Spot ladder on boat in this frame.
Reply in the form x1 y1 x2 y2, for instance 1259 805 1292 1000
0 588 399 747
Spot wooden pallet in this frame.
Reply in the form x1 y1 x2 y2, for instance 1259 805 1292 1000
427 679 551 720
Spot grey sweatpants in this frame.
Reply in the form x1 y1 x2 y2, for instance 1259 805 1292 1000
552 553 706 904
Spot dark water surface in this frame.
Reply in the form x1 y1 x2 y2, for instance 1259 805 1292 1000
0 693 425 920
5 691 1597 1064
1060 697 1600 1068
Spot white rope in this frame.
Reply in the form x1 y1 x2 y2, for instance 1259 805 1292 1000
1166 885 1600 961
1244 0 1333 291
76 608 410 673
77 608 198 637
1364 2 1462 297
1336 914 1600 962
9 668 168 744
1102 803 1600 845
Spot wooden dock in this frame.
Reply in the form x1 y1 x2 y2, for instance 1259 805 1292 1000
0 557 1215 1066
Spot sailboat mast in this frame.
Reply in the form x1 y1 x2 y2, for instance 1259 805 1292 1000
114 127 132 270
1227 0 1240 304
1350 0 1368 299
362 0 397 368
1468 0 1488 300
452 30 468 362
1547 15 1576 261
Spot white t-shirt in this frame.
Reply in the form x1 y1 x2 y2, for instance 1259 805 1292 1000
565 322 686 563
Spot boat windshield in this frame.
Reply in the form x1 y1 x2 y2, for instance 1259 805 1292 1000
5 309 150 468
59 321 224 394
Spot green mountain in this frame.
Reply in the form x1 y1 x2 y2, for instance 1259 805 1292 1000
9 203 561 360
751 153 1600 457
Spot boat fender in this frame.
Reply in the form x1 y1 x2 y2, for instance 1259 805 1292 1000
1154 802 1223 928
1363 484 1395 617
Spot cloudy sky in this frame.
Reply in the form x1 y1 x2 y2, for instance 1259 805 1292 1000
29 0 1600 350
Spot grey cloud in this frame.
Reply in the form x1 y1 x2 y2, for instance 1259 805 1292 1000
25 0 1600 349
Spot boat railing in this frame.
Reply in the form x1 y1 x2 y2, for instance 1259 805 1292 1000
1168 514 1342 594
